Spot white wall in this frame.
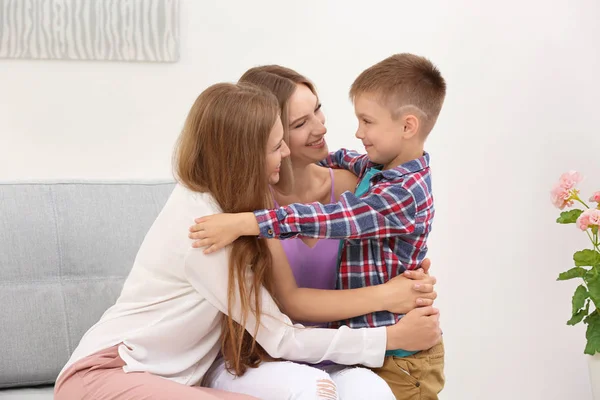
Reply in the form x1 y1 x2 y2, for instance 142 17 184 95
2 0 599 398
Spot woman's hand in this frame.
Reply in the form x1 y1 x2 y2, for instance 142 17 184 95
189 212 259 254
385 306 442 351
380 269 437 314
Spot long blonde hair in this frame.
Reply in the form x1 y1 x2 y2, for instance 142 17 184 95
174 82 279 376
239 65 317 194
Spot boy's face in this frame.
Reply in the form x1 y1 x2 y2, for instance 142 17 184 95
353 93 406 167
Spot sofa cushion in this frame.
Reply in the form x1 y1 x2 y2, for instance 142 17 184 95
0 386 54 399
0 181 175 388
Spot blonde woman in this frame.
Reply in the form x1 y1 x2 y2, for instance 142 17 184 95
197 67 440 400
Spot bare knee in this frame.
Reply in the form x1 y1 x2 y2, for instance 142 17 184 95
316 378 338 400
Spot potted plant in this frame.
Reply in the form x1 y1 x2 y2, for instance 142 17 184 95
552 171 600 397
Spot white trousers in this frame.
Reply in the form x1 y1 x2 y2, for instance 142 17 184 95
203 358 395 400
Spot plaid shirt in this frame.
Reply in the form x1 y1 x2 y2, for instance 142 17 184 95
254 149 434 329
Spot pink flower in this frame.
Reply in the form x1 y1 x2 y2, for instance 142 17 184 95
551 184 574 209
590 191 600 203
576 209 600 231
559 171 583 189
551 171 583 209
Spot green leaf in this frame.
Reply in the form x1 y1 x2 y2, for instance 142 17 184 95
557 209 583 224
557 267 587 281
574 249 600 267
585 311 600 355
587 269 600 308
572 285 590 314
568 300 589 326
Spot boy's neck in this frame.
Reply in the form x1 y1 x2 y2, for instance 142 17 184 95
383 145 425 170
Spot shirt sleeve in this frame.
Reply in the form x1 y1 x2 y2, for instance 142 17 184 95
254 182 417 240
183 248 386 367
318 148 369 177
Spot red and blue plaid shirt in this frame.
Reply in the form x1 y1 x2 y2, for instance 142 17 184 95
254 149 434 329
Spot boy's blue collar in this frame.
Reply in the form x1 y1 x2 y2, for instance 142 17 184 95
366 152 430 180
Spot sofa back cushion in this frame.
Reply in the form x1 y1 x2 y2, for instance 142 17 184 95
0 181 175 388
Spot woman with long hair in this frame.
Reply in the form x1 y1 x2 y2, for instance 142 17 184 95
54 82 422 400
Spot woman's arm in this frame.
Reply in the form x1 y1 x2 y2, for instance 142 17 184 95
183 246 387 367
266 239 436 323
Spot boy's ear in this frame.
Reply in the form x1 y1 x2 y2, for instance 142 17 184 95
402 114 420 139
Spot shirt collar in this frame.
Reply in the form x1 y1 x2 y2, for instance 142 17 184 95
367 152 430 180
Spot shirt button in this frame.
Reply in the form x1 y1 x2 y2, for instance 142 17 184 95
267 229 273 236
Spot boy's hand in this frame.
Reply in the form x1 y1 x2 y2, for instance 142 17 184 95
381 269 437 314
189 212 259 254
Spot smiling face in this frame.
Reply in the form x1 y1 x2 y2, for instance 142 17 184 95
353 93 406 166
286 84 328 165
265 115 291 184
354 92 425 169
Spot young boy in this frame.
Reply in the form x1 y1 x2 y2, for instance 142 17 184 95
191 53 446 399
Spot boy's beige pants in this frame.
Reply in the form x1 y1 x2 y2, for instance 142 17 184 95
372 340 445 400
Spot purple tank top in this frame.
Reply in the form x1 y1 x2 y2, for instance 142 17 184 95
273 169 340 292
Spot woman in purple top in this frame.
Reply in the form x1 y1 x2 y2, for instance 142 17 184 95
272 168 338 294
200 66 439 400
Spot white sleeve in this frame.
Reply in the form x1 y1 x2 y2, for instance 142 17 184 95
183 247 386 367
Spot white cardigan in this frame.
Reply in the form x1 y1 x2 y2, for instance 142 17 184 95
58 184 386 386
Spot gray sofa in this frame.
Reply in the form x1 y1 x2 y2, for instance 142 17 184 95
0 181 175 399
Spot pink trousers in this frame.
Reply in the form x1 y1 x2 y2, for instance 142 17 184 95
54 345 258 400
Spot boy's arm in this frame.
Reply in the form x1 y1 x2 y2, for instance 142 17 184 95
318 148 369 177
256 182 418 240
188 182 422 251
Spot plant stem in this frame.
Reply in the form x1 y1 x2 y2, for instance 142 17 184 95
589 231 600 252
574 197 590 209
586 230 598 251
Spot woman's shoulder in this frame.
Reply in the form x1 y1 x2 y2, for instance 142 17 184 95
331 168 359 200
164 184 223 218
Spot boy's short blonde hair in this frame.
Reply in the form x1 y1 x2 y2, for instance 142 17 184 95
350 53 446 133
